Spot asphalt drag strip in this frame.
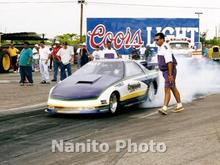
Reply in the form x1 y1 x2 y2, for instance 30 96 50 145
0 94 220 165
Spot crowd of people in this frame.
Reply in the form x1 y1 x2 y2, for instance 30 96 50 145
131 45 153 60
8 41 76 86
6 40 154 86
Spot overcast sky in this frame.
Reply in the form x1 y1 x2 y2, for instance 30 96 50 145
0 0 219 39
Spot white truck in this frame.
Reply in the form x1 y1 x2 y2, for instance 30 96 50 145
166 37 202 57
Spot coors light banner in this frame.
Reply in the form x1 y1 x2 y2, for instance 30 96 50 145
87 18 199 54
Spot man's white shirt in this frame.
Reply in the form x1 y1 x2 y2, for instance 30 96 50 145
102 48 118 59
57 46 74 65
32 48 39 60
157 43 173 63
92 50 103 60
140 47 146 55
39 47 51 60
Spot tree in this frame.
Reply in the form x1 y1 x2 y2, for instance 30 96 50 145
55 33 86 45
200 31 207 44
200 31 220 46
205 37 220 46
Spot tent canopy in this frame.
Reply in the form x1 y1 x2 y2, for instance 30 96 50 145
1 32 47 40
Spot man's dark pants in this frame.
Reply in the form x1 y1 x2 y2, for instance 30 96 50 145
61 63 72 81
53 60 62 81
19 66 33 83
11 56 18 71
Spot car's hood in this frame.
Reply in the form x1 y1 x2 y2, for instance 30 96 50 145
51 74 122 100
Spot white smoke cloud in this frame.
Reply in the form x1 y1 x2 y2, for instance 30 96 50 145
142 56 220 108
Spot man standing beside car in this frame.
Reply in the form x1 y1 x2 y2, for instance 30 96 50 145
155 32 184 115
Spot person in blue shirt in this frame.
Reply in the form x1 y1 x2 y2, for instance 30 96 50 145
19 42 33 86
202 44 208 57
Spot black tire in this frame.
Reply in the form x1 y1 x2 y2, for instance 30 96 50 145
109 92 119 114
0 51 11 73
146 83 156 102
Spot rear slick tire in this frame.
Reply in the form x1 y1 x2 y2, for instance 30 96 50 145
146 83 156 102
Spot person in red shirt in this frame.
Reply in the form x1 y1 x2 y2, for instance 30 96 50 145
51 41 62 82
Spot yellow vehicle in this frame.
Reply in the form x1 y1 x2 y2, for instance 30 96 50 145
208 46 220 61
0 48 11 73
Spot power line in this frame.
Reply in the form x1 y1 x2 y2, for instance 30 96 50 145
0 1 78 4
0 1 220 10
88 1 220 10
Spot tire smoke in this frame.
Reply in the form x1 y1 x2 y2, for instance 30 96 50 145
143 56 220 108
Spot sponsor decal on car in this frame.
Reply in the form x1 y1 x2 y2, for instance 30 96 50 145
128 82 141 92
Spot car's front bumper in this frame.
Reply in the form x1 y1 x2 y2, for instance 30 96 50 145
45 106 109 114
46 96 110 114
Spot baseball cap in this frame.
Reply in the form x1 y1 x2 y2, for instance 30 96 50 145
55 41 60 44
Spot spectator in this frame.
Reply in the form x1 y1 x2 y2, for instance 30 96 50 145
51 41 62 82
102 41 118 59
145 45 153 61
76 43 83 69
49 47 53 72
91 46 103 60
202 44 208 57
57 42 74 81
131 46 140 60
39 41 51 84
32 44 40 72
7 44 19 73
19 42 33 86
139 45 146 60
80 47 89 67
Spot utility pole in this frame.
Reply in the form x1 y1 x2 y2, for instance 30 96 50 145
0 32 2 47
195 12 203 43
218 24 220 38
78 0 85 43
42 33 45 41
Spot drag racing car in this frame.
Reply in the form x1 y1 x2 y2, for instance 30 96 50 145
46 59 159 114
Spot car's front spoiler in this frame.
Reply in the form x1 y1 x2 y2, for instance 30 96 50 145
45 106 109 114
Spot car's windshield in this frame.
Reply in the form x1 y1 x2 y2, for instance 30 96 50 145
170 42 189 49
73 61 124 78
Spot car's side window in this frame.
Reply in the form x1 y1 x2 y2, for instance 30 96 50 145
125 62 144 77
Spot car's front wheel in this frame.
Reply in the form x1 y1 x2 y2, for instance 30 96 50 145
109 92 119 114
